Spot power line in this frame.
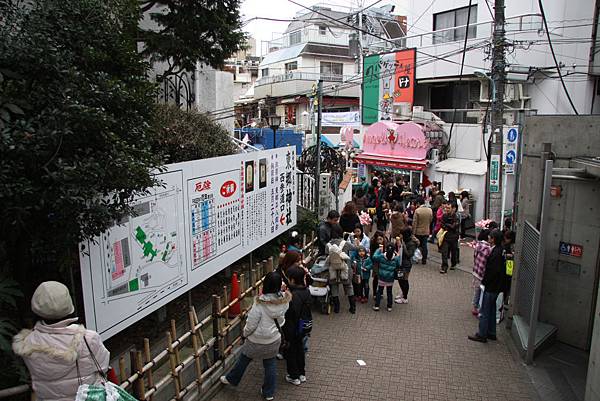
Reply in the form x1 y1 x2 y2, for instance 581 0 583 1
538 0 579 114
209 41 489 117
407 0 436 33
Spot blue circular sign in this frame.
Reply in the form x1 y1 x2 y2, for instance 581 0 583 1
507 128 518 142
506 150 516 164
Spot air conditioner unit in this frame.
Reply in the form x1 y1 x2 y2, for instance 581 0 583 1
428 148 440 164
478 81 520 103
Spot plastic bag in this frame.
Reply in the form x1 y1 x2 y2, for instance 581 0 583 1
412 248 423 263
76 382 138 401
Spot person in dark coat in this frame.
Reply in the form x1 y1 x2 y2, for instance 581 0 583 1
439 202 459 273
282 267 312 385
317 210 340 255
339 201 361 235
468 230 506 343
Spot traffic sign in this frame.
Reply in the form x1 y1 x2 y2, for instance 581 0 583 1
503 128 519 175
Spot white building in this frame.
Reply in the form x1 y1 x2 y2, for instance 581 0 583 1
385 0 598 221
250 4 405 130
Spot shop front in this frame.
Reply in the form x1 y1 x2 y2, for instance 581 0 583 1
353 121 431 190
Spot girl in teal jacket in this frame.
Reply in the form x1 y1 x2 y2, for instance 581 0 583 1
351 246 372 302
372 245 401 311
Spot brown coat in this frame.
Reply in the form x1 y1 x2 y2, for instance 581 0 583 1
413 205 433 236
390 212 407 239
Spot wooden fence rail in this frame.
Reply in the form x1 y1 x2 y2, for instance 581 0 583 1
1 237 316 401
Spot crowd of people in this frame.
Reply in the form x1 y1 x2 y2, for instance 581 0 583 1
221 174 517 400
11 175 515 401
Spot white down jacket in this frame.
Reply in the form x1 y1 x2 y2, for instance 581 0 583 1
243 291 292 344
12 318 110 401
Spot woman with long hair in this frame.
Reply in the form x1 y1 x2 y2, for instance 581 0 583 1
276 251 302 288
339 201 360 235
221 272 292 400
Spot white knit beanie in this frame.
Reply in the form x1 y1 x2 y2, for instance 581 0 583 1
31 281 75 320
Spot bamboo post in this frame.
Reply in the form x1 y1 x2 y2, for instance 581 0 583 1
143 339 155 401
191 306 212 367
170 320 182 369
166 331 182 400
129 350 141 399
250 269 257 296
188 310 203 394
266 257 274 273
134 351 146 400
256 262 262 278
212 295 223 361
118 356 127 383
223 285 229 321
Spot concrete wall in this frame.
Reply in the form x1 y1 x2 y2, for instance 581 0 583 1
196 66 234 134
512 115 600 400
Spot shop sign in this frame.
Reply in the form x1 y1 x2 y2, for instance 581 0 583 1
490 155 500 192
559 241 583 257
362 48 416 124
362 121 430 160
322 111 360 127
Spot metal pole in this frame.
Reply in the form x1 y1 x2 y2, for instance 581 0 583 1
314 79 323 212
272 126 276 149
488 0 506 223
526 159 553 364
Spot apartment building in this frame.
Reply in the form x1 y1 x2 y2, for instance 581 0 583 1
241 4 405 131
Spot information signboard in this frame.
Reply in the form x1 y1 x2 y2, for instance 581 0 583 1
80 148 297 339
490 155 501 192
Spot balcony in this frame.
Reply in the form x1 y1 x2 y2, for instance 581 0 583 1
254 71 360 99
267 27 351 52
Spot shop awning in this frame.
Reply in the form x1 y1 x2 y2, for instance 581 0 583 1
435 158 487 176
354 153 428 171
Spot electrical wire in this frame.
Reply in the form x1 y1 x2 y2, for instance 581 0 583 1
207 40 490 118
538 0 579 114
443 0 473 158
407 0 436 33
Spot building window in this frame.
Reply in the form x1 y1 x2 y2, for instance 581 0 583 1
319 25 327 35
261 68 269 77
289 31 302 45
433 5 477 44
285 61 298 71
320 61 343 81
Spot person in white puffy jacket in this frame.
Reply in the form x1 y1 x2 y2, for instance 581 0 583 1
12 281 110 401
220 272 291 401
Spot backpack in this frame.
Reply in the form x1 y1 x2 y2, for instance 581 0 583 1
297 293 313 336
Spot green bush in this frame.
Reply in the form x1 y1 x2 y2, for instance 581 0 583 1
150 104 237 164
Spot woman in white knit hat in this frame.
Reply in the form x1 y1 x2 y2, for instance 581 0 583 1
12 281 110 401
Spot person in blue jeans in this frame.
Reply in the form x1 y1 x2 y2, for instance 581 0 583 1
220 272 291 400
468 230 506 343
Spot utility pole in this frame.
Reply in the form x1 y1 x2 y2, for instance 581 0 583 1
314 79 323 212
488 0 506 223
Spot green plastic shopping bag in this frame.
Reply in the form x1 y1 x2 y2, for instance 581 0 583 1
76 382 138 401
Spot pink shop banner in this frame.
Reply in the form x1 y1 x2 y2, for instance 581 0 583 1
362 121 430 160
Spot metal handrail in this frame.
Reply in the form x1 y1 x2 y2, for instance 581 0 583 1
256 71 352 87
369 13 543 47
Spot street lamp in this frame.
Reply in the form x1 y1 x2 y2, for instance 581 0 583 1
268 114 281 149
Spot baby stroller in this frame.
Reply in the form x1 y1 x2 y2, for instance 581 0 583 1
308 255 332 315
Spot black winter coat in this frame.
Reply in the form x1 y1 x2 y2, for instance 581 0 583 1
482 245 506 293
283 284 312 341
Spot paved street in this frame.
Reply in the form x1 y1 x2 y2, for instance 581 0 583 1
213 244 539 401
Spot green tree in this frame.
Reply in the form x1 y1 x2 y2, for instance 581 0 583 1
139 0 247 77
0 0 161 288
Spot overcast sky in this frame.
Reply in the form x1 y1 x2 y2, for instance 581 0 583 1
241 0 405 56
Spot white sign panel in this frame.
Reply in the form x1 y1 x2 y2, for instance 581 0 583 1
80 148 297 339
502 127 518 175
321 111 360 127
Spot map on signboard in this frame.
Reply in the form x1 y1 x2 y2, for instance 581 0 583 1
98 171 187 311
